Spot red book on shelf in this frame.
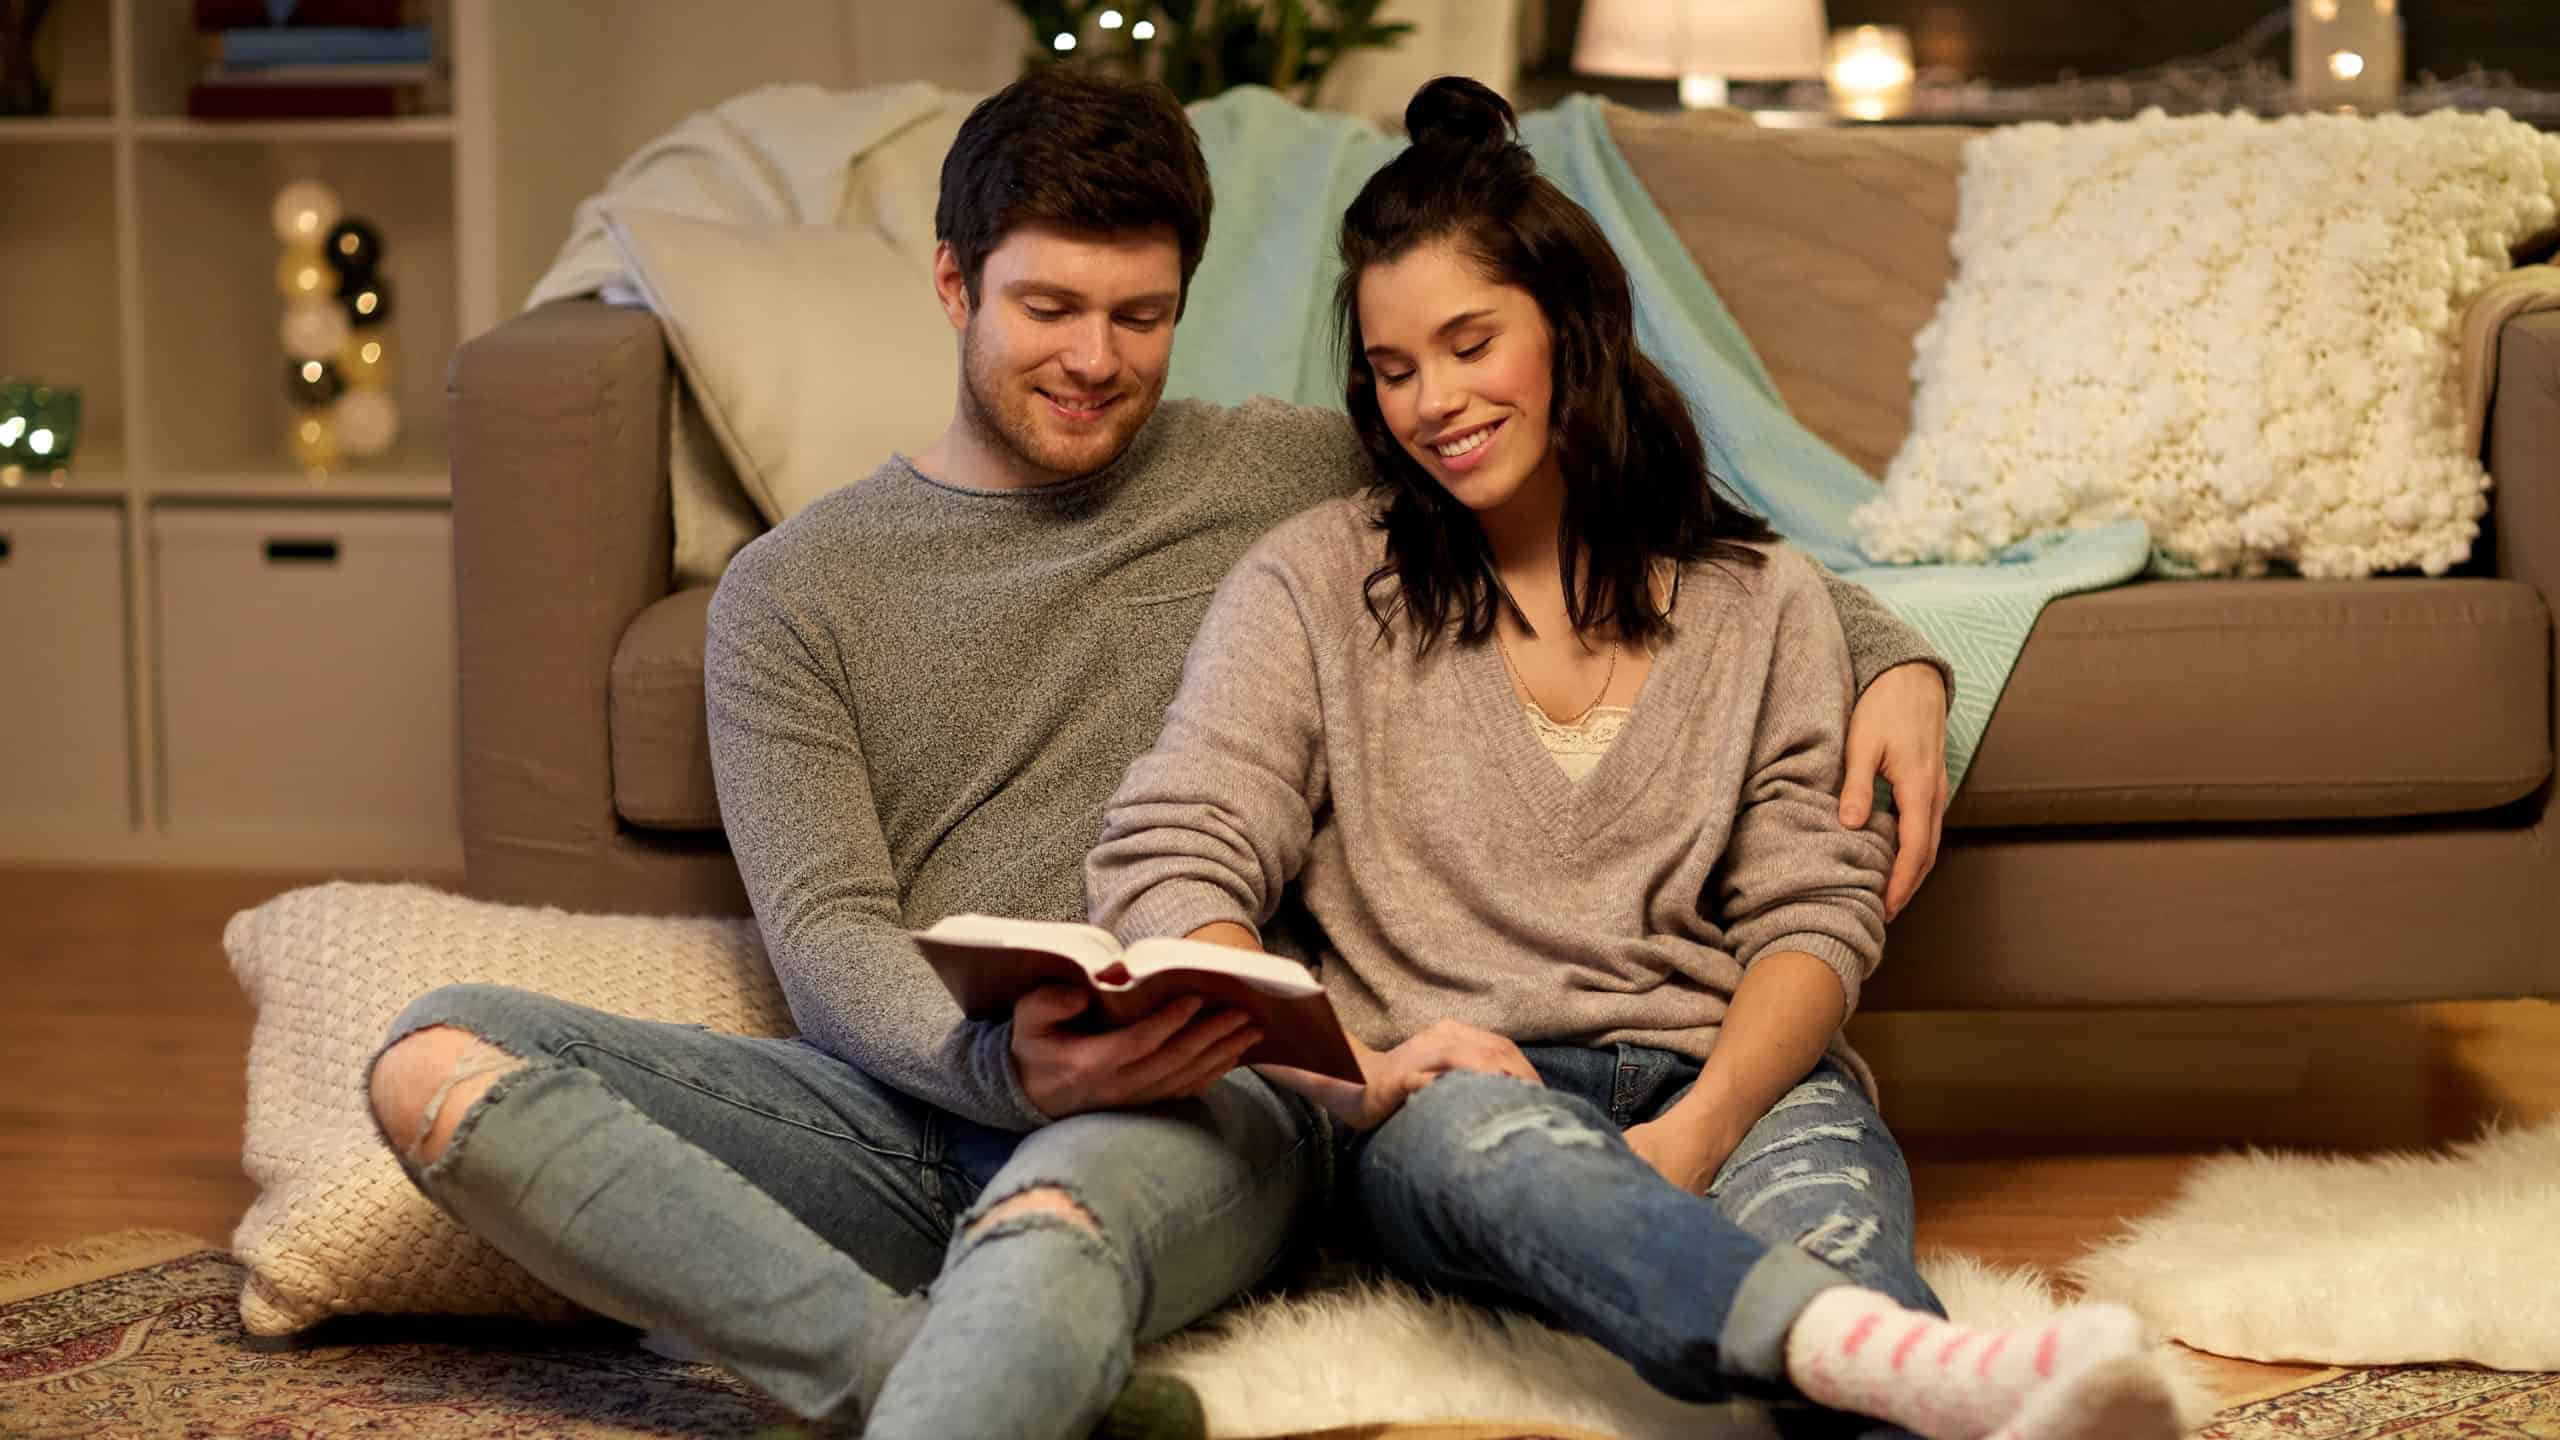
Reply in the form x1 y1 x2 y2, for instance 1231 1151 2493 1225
192 0 407 26
186 83 404 120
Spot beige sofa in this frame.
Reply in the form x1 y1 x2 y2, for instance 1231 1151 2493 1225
447 114 2559 1011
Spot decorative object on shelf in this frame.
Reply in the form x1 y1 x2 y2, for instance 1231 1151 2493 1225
271 179 342 248
0 0 59 117
1008 1 1413 107
287 410 339 469
274 179 397 473
342 274 393 326
323 218 382 281
276 244 336 302
1575 0 1827 110
0 379 82 478
336 333 392 388
286 357 344 407
190 1 438 121
1826 24 1914 120
280 295 351 360
332 386 398 459
2294 0 2402 111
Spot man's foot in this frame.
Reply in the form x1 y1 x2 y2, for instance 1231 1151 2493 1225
1093 1373 1207 1440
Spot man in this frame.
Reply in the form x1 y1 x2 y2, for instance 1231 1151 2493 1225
367 64 1953 1440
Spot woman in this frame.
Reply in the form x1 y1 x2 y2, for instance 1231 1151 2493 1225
1087 78 2180 1440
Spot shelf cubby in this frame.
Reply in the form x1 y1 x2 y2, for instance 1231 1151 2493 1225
131 135 454 481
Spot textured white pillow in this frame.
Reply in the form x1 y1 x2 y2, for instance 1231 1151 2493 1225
1852 109 2560 578
605 208 957 528
224 882 789 1336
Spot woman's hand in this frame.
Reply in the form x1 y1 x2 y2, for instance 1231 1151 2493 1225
1260 1019 1541 1131
1623 1110 1747 1194
1841 661 1951 920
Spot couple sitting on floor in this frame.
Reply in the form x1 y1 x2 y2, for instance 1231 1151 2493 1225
363 66 2183 1440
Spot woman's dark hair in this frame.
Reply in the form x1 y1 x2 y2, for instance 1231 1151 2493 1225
937 64 1213 315
1334 76 1776 650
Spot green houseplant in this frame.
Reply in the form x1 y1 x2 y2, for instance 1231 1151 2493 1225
1011 0 1414 106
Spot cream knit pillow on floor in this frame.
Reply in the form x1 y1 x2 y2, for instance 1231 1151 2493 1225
223 882 789 1337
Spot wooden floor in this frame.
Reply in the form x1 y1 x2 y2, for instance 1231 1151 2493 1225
4 865 2553 1418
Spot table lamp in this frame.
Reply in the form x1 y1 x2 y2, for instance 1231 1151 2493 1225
1573 0 1828 109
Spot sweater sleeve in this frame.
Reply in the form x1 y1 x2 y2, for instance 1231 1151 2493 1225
1712 560 1900 1017
705 551 1050 1131
1087 540 1331 947
1814 563 1955 707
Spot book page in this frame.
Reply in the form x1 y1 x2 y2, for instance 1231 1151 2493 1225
921 914 1121 975
1122 936 1321 996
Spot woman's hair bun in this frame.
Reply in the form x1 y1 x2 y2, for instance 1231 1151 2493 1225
1403 75 1517 148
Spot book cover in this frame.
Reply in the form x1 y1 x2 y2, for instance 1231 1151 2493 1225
199 63 433 86
210 26 433 66
186 83 405 119
193 0 407 27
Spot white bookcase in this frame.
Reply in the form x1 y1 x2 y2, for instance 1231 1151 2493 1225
0 0 511 871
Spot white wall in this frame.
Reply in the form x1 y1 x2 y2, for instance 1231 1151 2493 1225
1319 0 1525 125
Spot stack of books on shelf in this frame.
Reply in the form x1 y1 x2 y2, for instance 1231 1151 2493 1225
189 0 442 121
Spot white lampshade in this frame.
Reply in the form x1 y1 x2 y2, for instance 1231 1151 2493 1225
1573 0 1829 81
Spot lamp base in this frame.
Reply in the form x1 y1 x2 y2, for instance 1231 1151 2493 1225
1678 74 1730 108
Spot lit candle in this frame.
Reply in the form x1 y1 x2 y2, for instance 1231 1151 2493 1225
1826 26 1914 121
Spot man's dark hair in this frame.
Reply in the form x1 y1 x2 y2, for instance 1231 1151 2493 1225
935 64 1213 315
1334 76 1777 653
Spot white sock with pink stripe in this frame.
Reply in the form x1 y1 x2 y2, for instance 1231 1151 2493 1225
1780 1287 2180 1440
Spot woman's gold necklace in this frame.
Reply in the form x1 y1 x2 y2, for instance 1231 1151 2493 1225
1496 624 1619 727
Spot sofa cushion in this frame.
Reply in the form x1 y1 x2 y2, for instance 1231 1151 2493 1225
610 587 723 831
605 209 955 530
1602 106 1968 480
1951 577 2552 828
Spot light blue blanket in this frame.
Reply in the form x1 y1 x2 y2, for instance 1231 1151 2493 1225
1169 86 2149 789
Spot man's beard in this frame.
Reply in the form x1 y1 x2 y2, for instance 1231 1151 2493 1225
958 321 1158 482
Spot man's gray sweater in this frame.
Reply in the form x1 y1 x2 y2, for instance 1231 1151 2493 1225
705 397 1945 1131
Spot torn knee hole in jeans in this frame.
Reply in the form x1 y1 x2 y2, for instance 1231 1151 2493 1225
405 1038 527 1168
1703 1118 1869 1199
1462 1106 1608 1156
1796 1209 1883 1265
958 1184 1108 1256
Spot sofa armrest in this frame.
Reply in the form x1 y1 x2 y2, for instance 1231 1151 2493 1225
2487 309 2560 875
2491 310 2560 607
448 298 677 904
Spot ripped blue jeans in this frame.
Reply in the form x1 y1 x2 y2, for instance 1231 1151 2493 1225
368 983 1324 1438
1342 1046 1939 1435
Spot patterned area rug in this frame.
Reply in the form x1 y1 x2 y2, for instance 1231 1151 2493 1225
6 1230 2557 1439
2197 1364 2560 1438
0 1231 808 1438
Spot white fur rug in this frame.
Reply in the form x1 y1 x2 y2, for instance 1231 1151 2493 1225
1136 1253 2218 1440
2067 1118 2560 1372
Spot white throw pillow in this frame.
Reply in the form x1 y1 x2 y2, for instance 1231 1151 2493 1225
605 208 957 528
1852 109 2560 578
224 881 789 1336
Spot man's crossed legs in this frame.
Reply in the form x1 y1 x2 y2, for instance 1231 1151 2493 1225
365 983 1323 1438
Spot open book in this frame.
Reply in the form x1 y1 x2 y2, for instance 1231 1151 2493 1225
915 914 1362 1083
